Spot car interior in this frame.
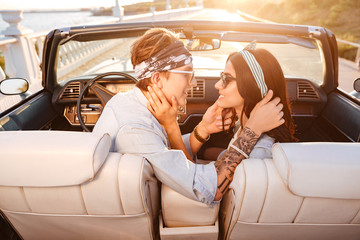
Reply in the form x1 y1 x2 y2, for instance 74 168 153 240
0 21 359 239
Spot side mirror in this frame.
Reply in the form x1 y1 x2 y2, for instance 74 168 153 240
0 78 29 95
354 78 360 93
350 78 360 100
182 38 221 51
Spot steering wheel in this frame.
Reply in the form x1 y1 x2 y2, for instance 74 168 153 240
77 72 138 132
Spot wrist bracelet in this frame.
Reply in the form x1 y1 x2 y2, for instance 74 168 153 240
194 125 210 143
229 144 249 159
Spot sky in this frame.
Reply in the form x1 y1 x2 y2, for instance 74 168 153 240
0 0 152 10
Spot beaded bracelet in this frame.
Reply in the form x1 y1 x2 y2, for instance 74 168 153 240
194 125 210 143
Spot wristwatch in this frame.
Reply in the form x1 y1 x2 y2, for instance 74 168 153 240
194 125 210 143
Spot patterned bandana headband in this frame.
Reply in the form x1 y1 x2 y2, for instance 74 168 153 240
134 40 192 80
239 42 268 98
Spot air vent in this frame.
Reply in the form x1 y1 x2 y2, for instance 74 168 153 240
297 81 319 100
61 82 80 99
188 79 205 99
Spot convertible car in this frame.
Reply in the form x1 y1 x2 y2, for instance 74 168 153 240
0 20 359 240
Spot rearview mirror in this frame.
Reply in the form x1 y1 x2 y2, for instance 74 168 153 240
181 38 221 51
0 78 29 95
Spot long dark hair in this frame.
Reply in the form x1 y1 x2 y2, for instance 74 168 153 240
225 48 296 142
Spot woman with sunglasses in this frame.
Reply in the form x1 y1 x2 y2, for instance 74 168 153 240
146 46 295 198
213 48 296 160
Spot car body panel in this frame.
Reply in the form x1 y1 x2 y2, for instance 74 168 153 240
0 92 58 131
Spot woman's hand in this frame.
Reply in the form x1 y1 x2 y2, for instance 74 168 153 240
145 86 178 128
196 103 233 138
245 90 285 136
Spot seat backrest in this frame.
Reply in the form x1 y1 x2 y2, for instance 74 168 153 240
0 131 160 240
161 184 219 227
220 142 360 240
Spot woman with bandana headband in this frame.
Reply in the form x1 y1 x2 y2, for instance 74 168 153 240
94 28 284 204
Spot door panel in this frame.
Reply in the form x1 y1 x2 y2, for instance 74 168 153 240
0 91 58 131
313 92 360 142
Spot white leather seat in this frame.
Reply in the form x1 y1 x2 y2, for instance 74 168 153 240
0 131 160 240
161 184 219 228
160 184 219 240
160 159 220 239
220 142 360 240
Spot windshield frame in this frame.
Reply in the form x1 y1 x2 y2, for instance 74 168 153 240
44 20 336 92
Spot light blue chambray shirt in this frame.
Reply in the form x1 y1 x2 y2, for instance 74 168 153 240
93 87 275 204
93 87 218 204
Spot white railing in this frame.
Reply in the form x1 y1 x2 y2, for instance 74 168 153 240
57 39 124 81
0 7 203 79
0 10 43 112
0 10 42 83
0 7 203 81
29 30 48 63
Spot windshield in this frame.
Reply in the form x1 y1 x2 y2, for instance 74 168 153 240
57 36 324 85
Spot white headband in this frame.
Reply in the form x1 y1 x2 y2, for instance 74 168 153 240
239 49 268 98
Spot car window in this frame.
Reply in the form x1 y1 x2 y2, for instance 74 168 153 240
56 37 324 85
57 38 136 83
191 41 324 85
337 48 360 95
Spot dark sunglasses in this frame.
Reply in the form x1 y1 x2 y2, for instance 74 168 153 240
220 72 236 88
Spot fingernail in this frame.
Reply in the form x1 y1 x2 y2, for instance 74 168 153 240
216 116 221 120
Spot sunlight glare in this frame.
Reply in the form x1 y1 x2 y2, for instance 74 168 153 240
209 9 245 21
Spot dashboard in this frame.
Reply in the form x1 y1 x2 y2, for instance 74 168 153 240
53 75 327 129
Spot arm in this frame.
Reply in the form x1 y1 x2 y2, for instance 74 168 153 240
115 122 202 201
146 86 232 158
146 86 194 162
93 103 119 152
214 90 284 201
163 120 194 162
214 126 259 200
189 104 232 155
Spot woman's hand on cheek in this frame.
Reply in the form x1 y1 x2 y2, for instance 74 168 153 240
246 90 285 135
145 86 178 128
199 103 233 136
219 108 233 131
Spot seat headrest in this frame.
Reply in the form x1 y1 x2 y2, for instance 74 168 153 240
272 142 360 199
0 131 111 187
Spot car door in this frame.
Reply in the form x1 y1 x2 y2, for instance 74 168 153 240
0 91 58 130
307 30 360 143
0 30 59 131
